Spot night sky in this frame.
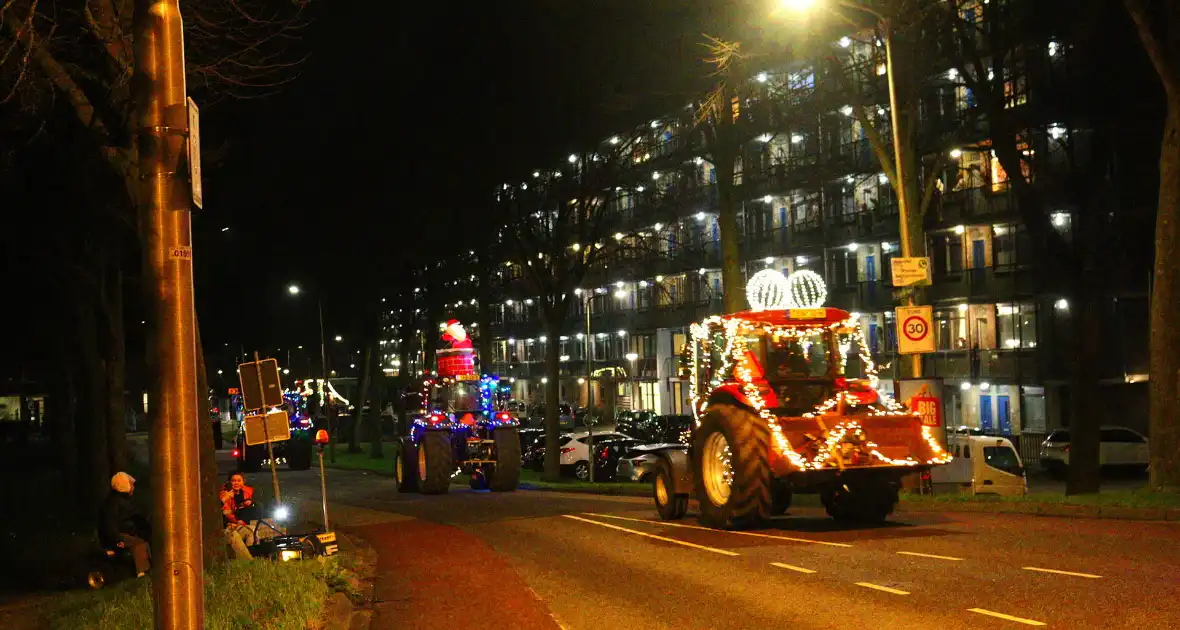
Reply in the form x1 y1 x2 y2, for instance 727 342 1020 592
195 0 750 362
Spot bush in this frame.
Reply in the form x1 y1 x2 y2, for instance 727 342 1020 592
48 558 335 629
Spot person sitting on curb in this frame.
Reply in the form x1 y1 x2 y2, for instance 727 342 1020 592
98 472 151 578
222 473 258 546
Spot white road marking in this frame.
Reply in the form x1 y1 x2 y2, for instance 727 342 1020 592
582 512 853 548
770 562 817 574
1022 566 1103 579
897 550 963 561
855 582 910 595
968 608 1047 626
561 515 739 556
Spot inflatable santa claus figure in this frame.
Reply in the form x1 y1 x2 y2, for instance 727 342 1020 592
438 320 475 376
442 320 473 350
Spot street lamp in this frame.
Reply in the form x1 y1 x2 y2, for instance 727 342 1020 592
582 291 596 482
779 0 921 378
287 282 330 399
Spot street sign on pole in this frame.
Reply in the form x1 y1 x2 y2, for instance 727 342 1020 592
244 410 291 446
187 97 203 209
890 256 932 287
896 305 936 354
238 358 283 410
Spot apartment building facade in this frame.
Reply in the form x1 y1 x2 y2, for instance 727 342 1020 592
385 1 1155 452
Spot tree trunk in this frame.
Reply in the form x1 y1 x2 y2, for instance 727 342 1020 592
77 300 111 515
716 158 745 314
1149 100 1180 490
48 368 79 506
105 264 128 473
350 345 372 454
195 320 227 564
1065 280 1103 494
541 316 563 482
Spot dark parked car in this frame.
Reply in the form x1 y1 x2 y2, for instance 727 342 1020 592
592 437 645 481
617 413 693 444
518 428 545 465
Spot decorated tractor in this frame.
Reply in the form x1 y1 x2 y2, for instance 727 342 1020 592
234 389 315 472
393 321 521 494
651 269 951 528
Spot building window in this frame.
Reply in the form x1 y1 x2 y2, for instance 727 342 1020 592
935 308 967 351
996 302 1037 349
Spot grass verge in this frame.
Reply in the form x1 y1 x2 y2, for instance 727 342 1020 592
46 558 350 629
902 487 1180 510
321 446 395 475
517 469 650 496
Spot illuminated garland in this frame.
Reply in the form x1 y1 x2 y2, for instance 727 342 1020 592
684 314 951 470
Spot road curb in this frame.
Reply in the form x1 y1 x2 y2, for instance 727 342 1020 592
900 500 1180 521
519 483 650 498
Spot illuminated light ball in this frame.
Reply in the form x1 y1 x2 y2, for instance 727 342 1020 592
746 269 790 311
784 269 827 308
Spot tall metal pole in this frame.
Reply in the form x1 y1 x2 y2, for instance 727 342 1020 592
585 295 594 483
319 298 336 463
134 0 203 627
318 298 328 380
255 351 281 504
882 20 923 380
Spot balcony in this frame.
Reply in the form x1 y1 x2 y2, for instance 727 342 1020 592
927 265 1038 303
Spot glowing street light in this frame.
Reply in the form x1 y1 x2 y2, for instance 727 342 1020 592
334 335 342 342
287 284 300 295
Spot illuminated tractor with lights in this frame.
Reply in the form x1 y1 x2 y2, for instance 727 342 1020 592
392 321 521 494
651 270 951 528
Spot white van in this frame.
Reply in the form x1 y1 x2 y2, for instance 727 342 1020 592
930 433 1027 497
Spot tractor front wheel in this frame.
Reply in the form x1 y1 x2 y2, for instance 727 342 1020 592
394 438 419 493
654 461 687 521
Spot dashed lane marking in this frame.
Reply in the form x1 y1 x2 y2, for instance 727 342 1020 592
561 515 739 556
897 551 963 561
582 513 853 548
854 582 910 596
1022 566 1103 579
968 608 1047 626
770 562 817 574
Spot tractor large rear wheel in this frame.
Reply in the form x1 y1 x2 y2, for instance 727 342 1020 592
418 430 452 494
692 403 771 529
489 427 521 492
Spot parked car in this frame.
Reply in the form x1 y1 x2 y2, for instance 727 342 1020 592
559 431 631 480
615 442 690 483
518 428 545 466
1039 426 1149 477
592 437 645 481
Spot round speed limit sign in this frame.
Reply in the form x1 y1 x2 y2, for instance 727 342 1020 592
903 316 928 342
896 305 935 354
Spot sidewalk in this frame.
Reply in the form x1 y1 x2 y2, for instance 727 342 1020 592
322 505 561 630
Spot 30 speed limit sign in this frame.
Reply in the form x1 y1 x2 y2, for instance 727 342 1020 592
896 305 935 354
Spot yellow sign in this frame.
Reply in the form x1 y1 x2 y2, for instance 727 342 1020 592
788 308 827 320
456 373 479 381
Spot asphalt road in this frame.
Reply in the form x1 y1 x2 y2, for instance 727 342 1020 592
233 454 1180 630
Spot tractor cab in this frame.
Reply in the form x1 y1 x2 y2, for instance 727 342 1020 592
687 307 887 420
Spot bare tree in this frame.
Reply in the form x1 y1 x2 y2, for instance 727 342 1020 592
1124 0 1180 490
0 0 309 555
694 36 785 313
933 0 1143 493
496 128 674 481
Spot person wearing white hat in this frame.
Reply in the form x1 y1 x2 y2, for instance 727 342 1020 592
98 471 151 577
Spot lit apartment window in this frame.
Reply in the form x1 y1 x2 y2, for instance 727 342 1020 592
997 303 1037 349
